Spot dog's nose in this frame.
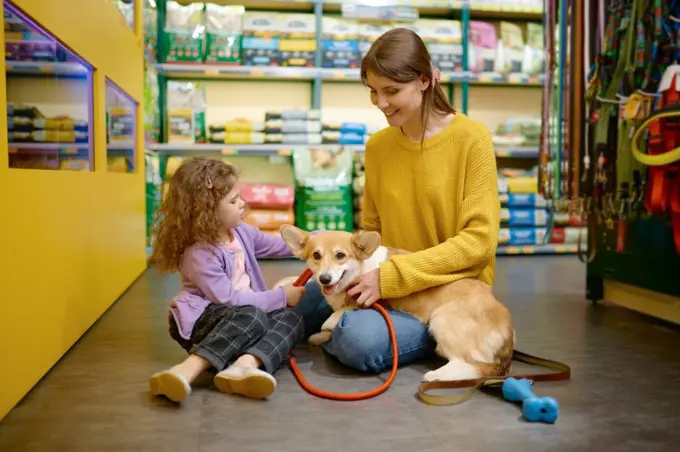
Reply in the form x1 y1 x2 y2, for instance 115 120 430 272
319 273 332 285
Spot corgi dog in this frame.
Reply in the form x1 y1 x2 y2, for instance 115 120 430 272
280 225 515 383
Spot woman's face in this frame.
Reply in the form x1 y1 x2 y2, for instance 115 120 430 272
366 69 429 127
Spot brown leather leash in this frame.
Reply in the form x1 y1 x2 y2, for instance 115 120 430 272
417 350 571 406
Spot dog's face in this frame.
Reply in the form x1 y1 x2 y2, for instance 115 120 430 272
280 225 381 296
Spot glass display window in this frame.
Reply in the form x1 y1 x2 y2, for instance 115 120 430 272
4 1 94 171
106 79 138 173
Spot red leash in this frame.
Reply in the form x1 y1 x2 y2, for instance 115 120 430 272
288 268 399 400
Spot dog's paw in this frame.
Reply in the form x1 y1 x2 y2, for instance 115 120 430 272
422 370 441 382
308 331 332 346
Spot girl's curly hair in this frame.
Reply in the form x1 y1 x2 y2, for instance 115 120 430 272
150 157 238 273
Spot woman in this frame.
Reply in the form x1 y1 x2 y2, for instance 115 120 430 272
295 27 501 374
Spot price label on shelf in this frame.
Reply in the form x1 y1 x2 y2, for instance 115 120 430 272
221 148 237 156
62 147 79 155
204 69 220 76
251 70 264 78
277 148 292 156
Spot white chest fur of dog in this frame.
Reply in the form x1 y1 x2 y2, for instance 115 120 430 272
279 225 515 383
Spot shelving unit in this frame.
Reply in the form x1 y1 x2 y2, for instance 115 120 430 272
0 0 146 421
142 0 580 255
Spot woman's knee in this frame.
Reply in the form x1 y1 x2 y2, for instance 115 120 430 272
325 309 435 373
325 310 390 374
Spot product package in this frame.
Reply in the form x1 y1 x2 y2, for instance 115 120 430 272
293 148 354 232
496 21 525 75
164 1 205 63
359 23 389 57
468 21 498 73
500 208 548 227
204 4 244 65
242 12 281 66
322 17 361 69
523 23 544 76
279 13 316 67
240 183 295 210
166 81 207 143
417 19 462 72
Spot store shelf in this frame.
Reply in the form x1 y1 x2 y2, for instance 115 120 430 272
154 64 544 86
497 243 581 255
8 142 88 151
149 143 365 156
148 143 539 158
5 61 89 76
155 63 319 80
494 146 539 158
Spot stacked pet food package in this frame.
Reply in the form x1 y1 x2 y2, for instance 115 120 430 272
145 151 162 248
497 168 586 247
321 122 374 146
414 19 463 72
163 1 246 65
163 2 319 68
467 20 544 78
208 118 265 145
7 103 89 170
106 84 136 173
166 81 207 144
241 182 296 239
265 110 322 145
492 116 541 148
293 147 354 232
322 17 361 69
352 154 366 230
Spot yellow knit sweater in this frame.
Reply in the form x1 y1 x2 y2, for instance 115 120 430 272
362 113 501 299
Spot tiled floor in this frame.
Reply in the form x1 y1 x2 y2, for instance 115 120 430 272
1 257 679 451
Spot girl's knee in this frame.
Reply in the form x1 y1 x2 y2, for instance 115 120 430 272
234 305 268 335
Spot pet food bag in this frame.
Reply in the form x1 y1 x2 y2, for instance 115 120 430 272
242 12 281 66
240 183 295 210
204 4 244 65
468 21 497 73
523 23 545 76
293 148 354 232
496 22 525 75
167 81 207 143
417 19 462 72
279 13 316 67
164 1 205 63
322 16 361 69
359 23 389 57
244 209 295 230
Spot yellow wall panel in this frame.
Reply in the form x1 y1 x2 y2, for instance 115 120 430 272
10 0 142 101
0 1 146 420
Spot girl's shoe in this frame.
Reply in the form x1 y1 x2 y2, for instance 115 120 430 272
149 369 191 402
213 366 276 399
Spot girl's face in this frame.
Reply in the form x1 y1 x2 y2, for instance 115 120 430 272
366 69 429 128
217 185 246 231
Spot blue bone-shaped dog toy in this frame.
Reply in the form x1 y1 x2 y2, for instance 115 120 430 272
502 377 559 423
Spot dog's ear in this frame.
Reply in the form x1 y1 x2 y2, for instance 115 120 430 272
280 225 310 259
351 230 381 260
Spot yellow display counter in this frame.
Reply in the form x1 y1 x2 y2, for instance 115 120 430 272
0 0 147 420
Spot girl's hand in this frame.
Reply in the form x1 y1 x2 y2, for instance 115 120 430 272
347 268 381 308
284 284 306 307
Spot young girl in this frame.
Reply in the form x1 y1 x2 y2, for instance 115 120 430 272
295 27 501 373
148 157 305 402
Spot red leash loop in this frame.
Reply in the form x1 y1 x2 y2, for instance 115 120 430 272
288 269 399 401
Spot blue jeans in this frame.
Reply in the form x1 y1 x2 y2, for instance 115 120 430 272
293 282 436 373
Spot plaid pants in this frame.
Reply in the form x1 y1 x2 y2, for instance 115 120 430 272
169 304 303 374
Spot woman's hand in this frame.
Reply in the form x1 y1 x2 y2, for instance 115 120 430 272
347 268 382 308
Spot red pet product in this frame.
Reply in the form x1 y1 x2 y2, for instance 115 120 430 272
240 183 294 210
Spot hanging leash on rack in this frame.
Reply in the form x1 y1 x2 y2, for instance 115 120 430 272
287 269 571 408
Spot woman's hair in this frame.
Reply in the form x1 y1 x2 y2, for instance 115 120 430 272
360 27 455 143
150 157 238 273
